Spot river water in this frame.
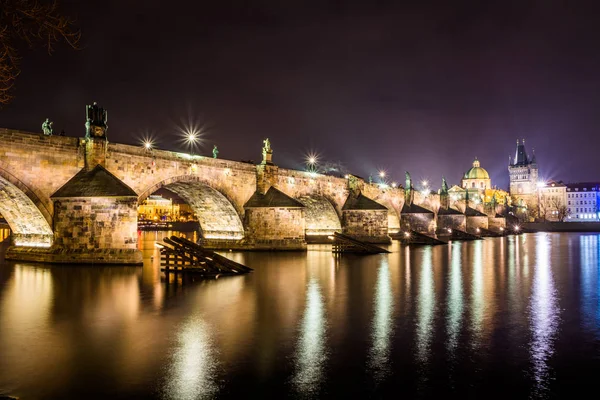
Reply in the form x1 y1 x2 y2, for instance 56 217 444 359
1 232 599 399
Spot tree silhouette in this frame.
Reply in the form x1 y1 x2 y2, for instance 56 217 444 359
0 0 80 105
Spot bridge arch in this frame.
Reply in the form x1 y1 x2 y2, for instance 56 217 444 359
139 176 244 240
0 174 53 247
297 194 342 236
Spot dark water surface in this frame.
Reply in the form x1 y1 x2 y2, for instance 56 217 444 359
1 232 600 399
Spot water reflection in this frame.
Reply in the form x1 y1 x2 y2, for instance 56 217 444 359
580 235 600 336
447 242 463 355
471 240 484 343
293 278 326 395
368 259 393 381
164 317 219 400
416 247 434 363
529 234 559 396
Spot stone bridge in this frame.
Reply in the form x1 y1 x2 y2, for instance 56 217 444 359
0 111 500 264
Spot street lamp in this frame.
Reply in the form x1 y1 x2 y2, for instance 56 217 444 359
305 152 319 173
185 131 199 155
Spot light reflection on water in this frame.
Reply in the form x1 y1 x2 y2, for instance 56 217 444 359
368 259 393 381
416 247 434 363
293 278 326 396
164 317 219 400
529 234 559 397
447 242 463 355
580 235 600 337
2 233 600 398
470 240 484 344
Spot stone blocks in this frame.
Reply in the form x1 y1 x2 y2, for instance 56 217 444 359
342 209 390 243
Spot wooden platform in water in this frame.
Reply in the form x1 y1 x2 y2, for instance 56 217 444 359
160 236 252 277
331 232 390 254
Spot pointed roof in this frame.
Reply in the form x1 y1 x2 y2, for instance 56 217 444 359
51 165 137 198
244 187 305 208
342 192 387 211
464 207 487 217
513 139 530 166
401 203 434 214
438 207 463 215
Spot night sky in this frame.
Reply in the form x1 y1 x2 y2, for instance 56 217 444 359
2 0 600 189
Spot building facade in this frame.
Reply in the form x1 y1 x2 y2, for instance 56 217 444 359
566 183 600 221
538 180 567 221
461 158 491 192
508 139 539 206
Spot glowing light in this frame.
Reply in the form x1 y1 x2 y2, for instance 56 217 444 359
293 279 326 394
391 182 397 188
476 228 481 233
421 180 429 187
416 247 434 362
379 170 386 179
344 174 349 179
368 261 393 381
175 115 210 155
447 228 452 233
404 231 411 237
514 225 521 231
537 181 547 188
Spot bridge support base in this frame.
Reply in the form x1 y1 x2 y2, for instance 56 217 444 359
5 246 143 265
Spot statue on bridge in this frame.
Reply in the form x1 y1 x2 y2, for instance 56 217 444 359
262 138 273 164
405 171 414 206
42 118 53 136
213 145 219 158
441 176 449 194
85 102 108 139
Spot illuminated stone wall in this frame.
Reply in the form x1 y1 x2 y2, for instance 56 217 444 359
244 207 306 249
342 209 390 243
164 181 244 239
488 217 506 232
297 194 341 236
437 214 466 232
466 216 489 234
400 213 436 235
52 197 139 251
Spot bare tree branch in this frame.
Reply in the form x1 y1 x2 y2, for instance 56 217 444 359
0 0 80 105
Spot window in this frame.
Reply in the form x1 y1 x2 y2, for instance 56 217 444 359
472 182 475 188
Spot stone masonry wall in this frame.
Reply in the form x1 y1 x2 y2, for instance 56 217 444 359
297 194 342 235
342 209 390 243
53 197 139 251
400 213 436 235
244 207 306 249
437 214 467 232
488 217 506 232
466 216 489 234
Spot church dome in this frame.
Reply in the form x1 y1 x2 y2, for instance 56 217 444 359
464 158 490 180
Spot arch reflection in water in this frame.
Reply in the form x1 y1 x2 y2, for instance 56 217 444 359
164 317 219 400
416 247 434 363
368 259 393 381
447 242 463 354
530 234 559 396
293 278 327 395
